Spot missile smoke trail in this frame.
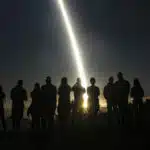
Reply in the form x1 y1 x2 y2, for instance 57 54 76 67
56 0 88 108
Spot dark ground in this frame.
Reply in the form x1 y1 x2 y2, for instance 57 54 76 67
0 112 149 150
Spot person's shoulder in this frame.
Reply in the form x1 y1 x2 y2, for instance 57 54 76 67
41 85 46 89
87 86 90 89
58 85 61 90
124 80 130 85
67 85 71 90
52 84 56 88
82 86 86 91
95 86 99 89
114 81 121 87
30 91 34 98
12 86 16 91
51 84 57 90
131 86 135 90
114 81 119 85
22 87 27 92
87 86 91 91
31 89 34 94
103 86 106 92
11 86 19 93
72 84 76 90
104 83 108 88
87 86 91 89
72 84 76 88
0 92 5 97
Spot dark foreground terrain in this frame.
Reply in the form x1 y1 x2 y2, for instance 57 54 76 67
0 113 150 150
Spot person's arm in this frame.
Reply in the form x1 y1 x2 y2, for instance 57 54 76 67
58 87 60 95
103 86 107 100
98 87 100 97
130 87 135 104
130 88 134 98
2 92 6 99
0 92 6 103
54 86 57 105
57 87 60 105
41 85 44 91
83 87 86 94
141 87 144 98
87 87 89 96
127 81 130 95
72 85 75 91
55 86 57 98
30 91 33 101
3 92 6 102
23 90 28 101
10 89 13 100
69 86 72 93
54 86 57 112
27 104 32 117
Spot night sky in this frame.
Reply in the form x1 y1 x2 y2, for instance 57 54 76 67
0 0 150 97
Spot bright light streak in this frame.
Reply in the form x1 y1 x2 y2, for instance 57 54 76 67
56 0 88 108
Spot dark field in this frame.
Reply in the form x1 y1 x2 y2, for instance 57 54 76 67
0 111 150 150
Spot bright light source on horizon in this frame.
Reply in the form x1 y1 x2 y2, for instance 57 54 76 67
56 0 88 108
83 94 88 109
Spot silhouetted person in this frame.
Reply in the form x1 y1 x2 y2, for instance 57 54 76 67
27 83 42 129
87 78 100 117
104 77 116 124
11 80 27 130
58 77 71 127
72 78 85 119
0 85 6 131
41 76 57 130
114 72 130 125
131 78 144 124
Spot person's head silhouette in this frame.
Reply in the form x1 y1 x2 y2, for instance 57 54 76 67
46 76 51 84
108 76 114 84
34 83 40 90
17 80 23 87
90 77 96 86
134 78 141 87
117 72 123 81
76 78 81 85
61 77 67 85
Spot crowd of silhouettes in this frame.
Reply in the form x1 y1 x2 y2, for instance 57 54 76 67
104 72 130 125
104 72 144 126
0 72 146 131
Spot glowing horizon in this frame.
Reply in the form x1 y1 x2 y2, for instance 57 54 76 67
56 0 88 108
